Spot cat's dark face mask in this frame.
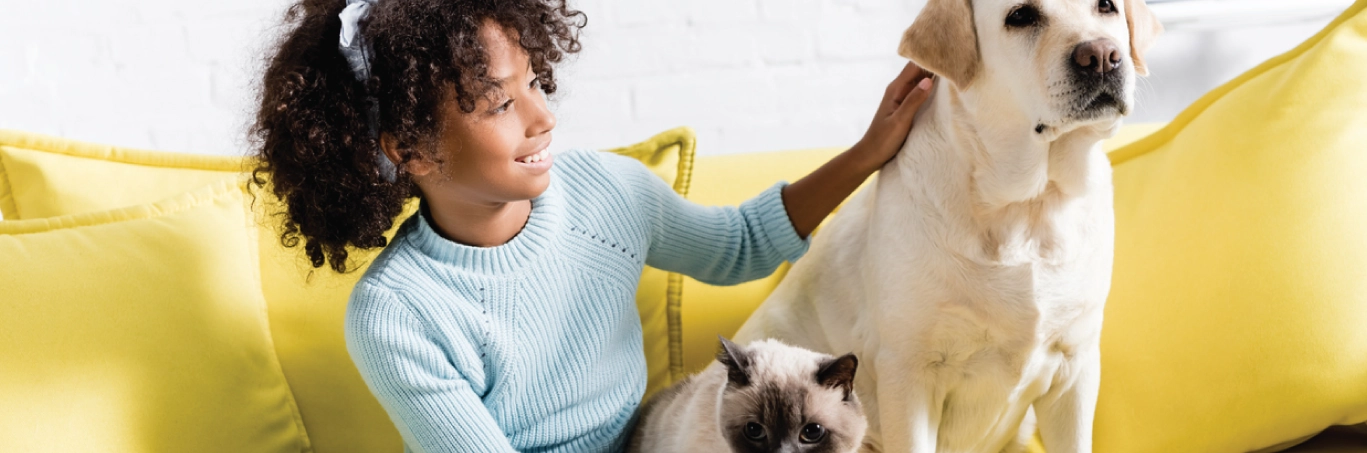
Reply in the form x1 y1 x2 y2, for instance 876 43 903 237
717 338 866 453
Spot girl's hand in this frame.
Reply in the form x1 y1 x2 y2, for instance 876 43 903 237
780 61 934 238
850 62 934 169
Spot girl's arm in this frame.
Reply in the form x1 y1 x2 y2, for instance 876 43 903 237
592 146 802 285
783 62 933 237
345 285 518 453
596 63 932 286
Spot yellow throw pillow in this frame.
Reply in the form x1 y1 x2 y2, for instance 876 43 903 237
0 130 403 451
0 178 308 453
0 130 243 219
252 197 417 453
1097 2 1367 452
0 126 697 449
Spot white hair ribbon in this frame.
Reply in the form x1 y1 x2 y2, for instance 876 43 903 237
338 0 397 183
339 0 375 82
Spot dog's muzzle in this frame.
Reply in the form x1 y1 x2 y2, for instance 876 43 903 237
1065 38 1129 119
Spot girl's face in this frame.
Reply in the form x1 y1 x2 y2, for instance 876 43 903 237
404 21 557 206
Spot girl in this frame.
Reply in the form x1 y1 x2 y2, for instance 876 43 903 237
251 0 932 451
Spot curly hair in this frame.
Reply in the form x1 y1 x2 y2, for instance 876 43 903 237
250 0 585 273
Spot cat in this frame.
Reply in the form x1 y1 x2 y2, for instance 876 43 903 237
628 337 868 453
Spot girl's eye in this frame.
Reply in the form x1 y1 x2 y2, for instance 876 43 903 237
799 423 826 443
743 422 766 441
1005 5 1042 28
1098 0 1117 14
492 99 513 114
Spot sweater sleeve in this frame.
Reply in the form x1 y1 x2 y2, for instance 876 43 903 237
597 151 810 286
345 283 517 453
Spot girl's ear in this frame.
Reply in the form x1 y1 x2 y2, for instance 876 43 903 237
380 133 435 177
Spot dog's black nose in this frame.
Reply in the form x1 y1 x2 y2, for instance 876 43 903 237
1072 39 1122 74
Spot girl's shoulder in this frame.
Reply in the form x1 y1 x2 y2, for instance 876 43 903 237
552 149 657 198
554 148 660 193
550 149 669 232
554 148 633 176
349 223 425 298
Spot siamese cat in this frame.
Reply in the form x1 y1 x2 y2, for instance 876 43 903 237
629 337 868 453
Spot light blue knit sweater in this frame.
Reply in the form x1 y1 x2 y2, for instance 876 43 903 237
345 149 810 453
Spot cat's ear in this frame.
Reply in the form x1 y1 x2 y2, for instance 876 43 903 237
717 336 753 387
816 353 859 400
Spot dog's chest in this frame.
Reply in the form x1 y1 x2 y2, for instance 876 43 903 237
857 183 1110 451
879 184 1110 380
975 185 1096 266
914 284 1092 380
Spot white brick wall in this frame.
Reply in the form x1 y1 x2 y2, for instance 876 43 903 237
2 0 285 156
0 0 1335 157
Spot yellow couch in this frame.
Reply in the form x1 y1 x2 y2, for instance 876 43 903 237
3 122 1363 453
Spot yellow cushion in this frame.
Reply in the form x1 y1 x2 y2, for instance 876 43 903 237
1097 2 1367 451
253 198 417 453
0 178 308 452
0 126 696 450
0 130 403 451
0 131 244 219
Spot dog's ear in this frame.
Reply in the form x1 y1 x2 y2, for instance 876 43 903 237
1124 0 1163 76
898 0 979 87
717 336 753 387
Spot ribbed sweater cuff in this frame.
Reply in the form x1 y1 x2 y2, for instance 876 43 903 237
747 182 811 263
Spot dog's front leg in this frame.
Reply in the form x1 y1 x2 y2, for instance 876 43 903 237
1033 347 1100 453
874 357 940 453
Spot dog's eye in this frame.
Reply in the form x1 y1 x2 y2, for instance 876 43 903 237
743 422 767 441
1098 0 1117 14
1005 5 1042 28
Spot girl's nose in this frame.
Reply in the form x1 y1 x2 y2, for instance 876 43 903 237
527 91 556 137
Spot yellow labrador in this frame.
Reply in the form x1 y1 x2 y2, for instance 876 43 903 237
734 0 1162 452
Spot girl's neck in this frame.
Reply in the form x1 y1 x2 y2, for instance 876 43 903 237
424 197 532 248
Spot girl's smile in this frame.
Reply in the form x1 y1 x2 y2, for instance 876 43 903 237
514 140 554 174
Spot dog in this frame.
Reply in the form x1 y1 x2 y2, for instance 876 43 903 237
733 0 1162 452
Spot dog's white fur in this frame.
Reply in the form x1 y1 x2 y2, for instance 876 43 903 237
734 1 1161 452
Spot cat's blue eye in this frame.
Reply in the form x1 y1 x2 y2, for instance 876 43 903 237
799 423 826 443
743 422 766 441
